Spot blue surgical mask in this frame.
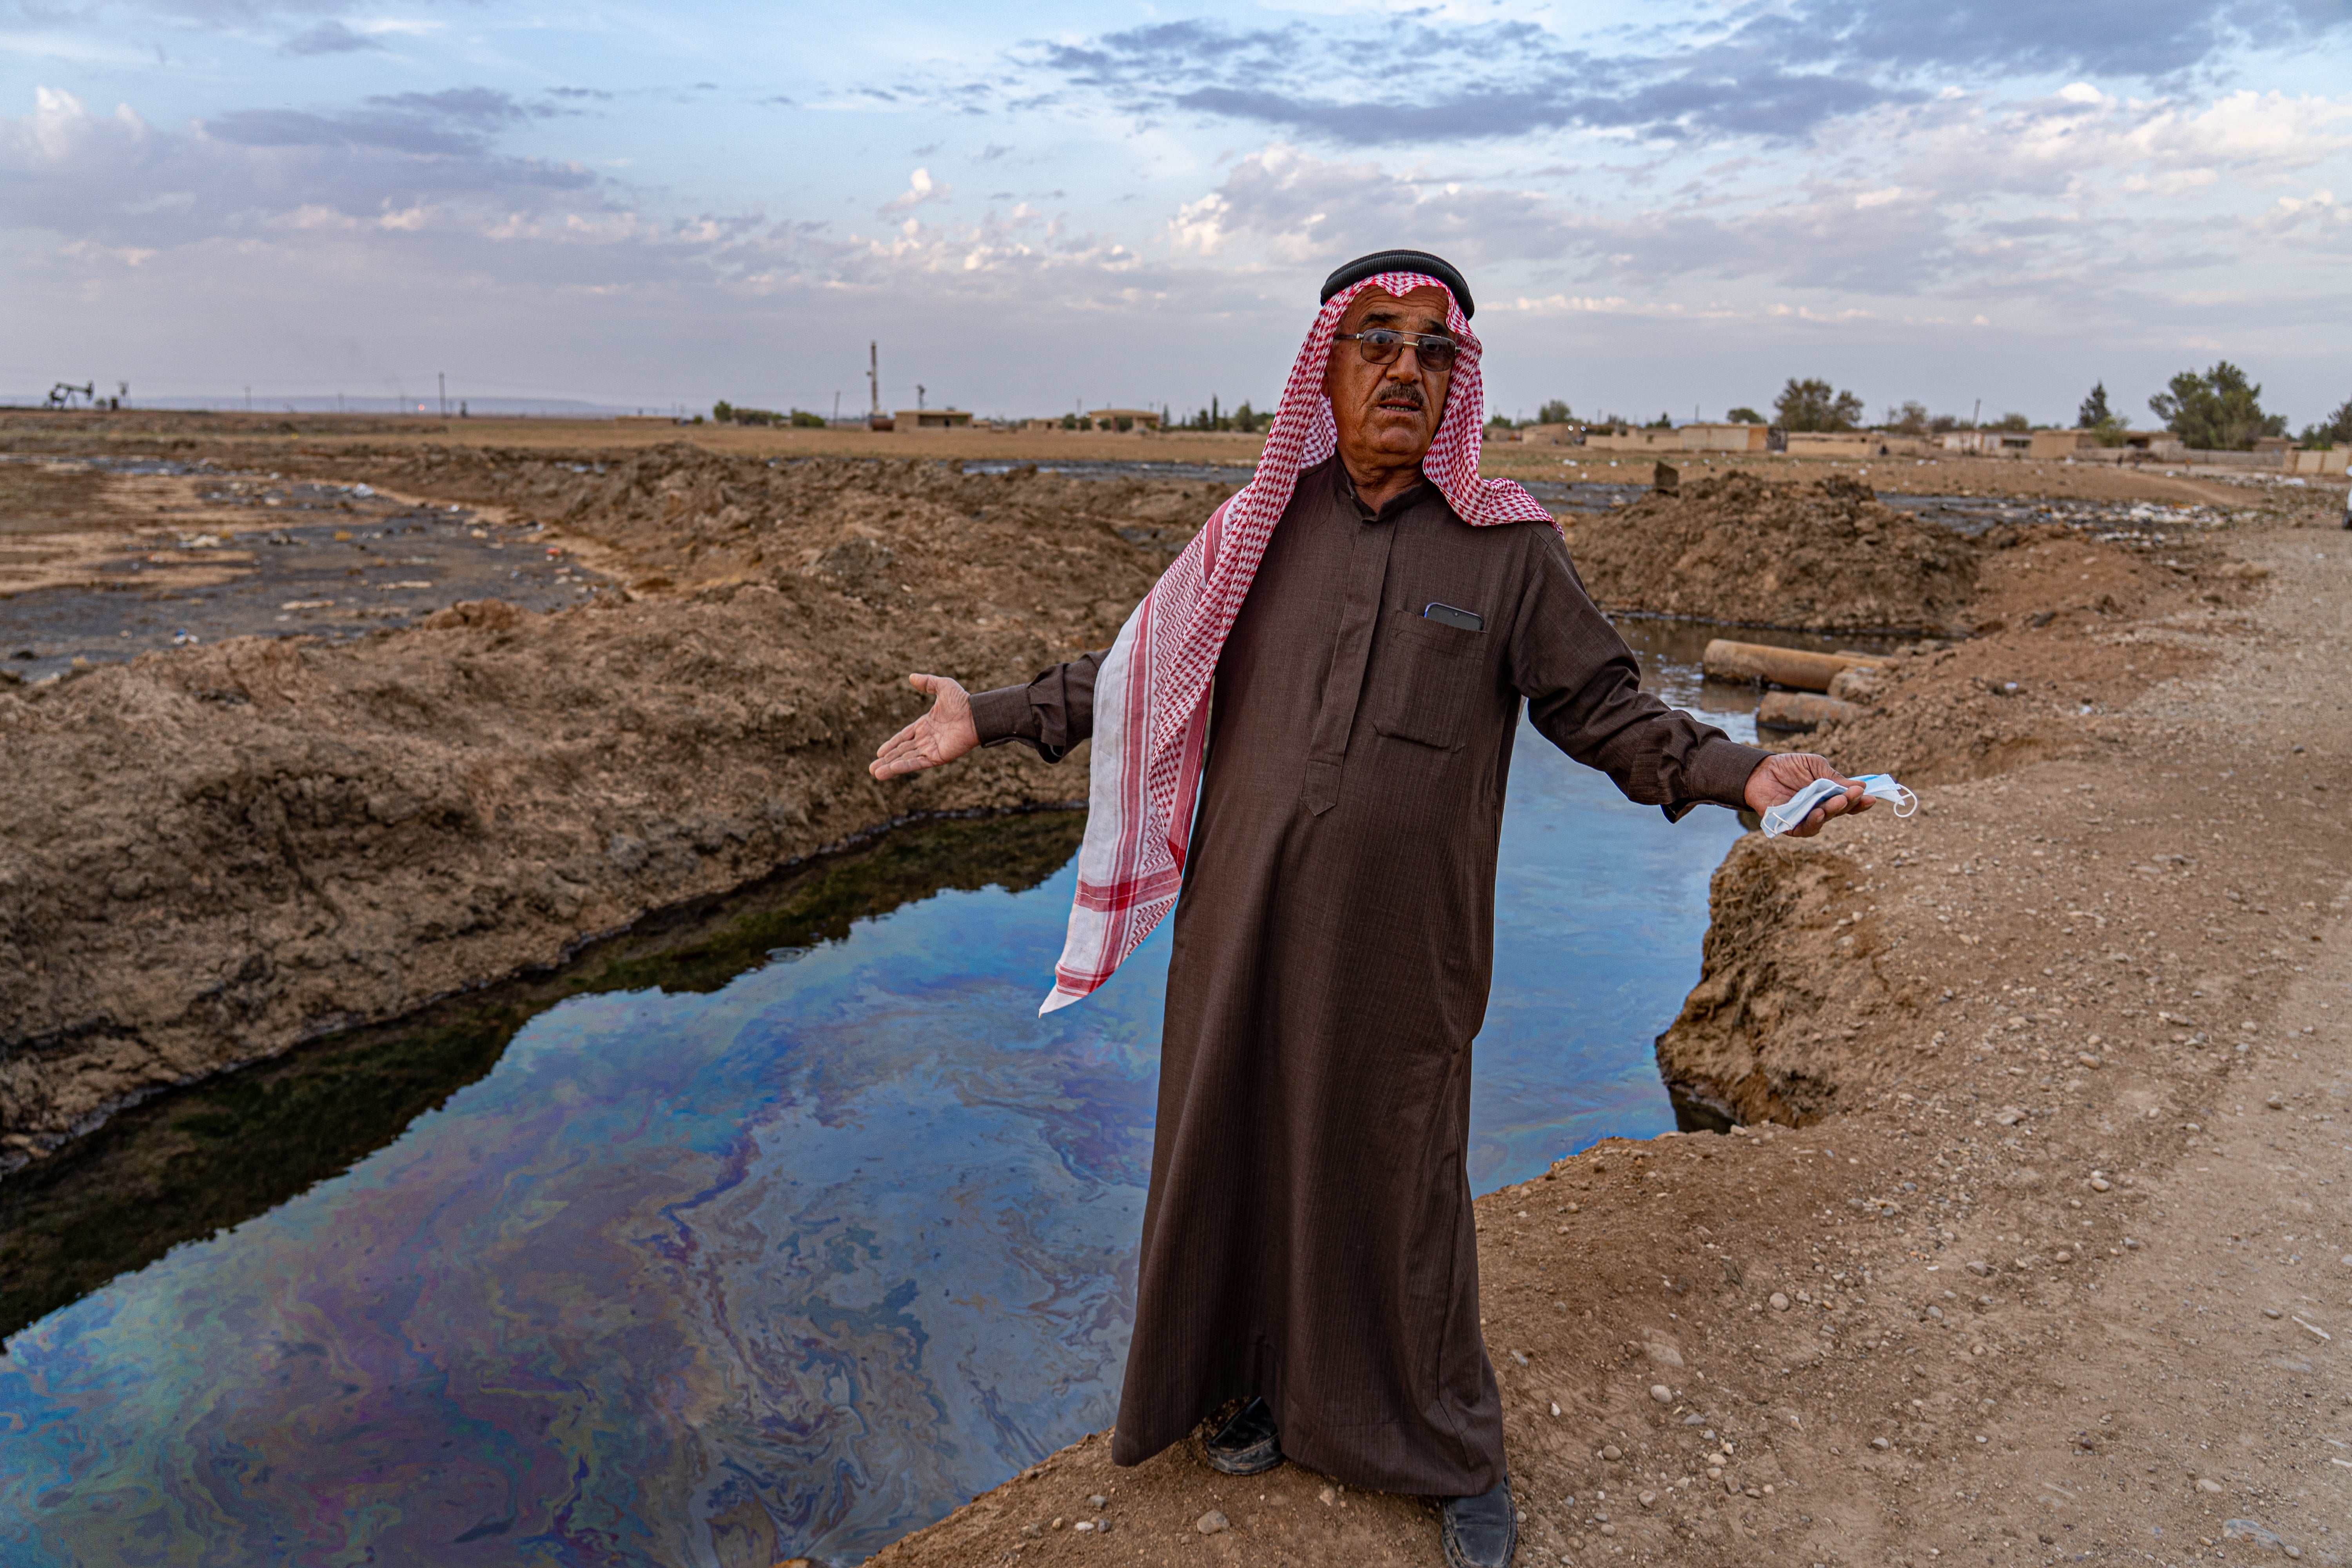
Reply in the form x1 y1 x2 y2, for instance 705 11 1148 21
1761 773 1916 837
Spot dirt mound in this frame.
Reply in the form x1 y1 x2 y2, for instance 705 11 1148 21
346 443 1232 592
1567 472 1980 633
1778 524 2249 782
0 455 1221 1167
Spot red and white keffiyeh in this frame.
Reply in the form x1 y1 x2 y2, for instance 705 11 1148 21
1040 272 1555 1014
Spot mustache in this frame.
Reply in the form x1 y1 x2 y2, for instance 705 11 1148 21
1373 383 1426 408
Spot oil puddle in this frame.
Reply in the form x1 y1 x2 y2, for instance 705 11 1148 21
0 456 605 683
0 646 1757 1566
1882 492 2231 537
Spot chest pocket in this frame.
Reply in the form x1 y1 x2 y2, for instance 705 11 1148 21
1370 612 1487 751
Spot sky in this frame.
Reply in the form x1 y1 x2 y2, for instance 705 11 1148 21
4 0 2348 426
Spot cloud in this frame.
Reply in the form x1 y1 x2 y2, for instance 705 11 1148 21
0 86 1200 325
881 166 950 213
1752 0 2338 80
203 86 531 157
281 19 380 55
1026 2 2352 149
1036 18 1878 145
1 85 595 251
31 0 374 27
1155 83 2352 315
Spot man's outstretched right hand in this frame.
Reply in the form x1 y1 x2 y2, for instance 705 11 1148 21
869 673 980 780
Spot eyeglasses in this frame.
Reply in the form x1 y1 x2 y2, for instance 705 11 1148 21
1335 328 1461 374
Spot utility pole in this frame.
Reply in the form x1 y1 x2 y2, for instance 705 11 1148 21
833 391 840 423
868 342 880 419
917 383 926 410
438 372 446 418
1971 397 1982 429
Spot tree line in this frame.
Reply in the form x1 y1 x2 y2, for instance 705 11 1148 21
706 368 2352 452
711 400 826 427
1485 369 2348 452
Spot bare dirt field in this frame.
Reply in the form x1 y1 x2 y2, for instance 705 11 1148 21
4 410 2349 1568
0 408 1270 469
9 409 2342 521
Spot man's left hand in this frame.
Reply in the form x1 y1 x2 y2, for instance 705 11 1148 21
1742 752 1871 837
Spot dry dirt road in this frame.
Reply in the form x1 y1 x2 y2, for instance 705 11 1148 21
875 526 2352 1568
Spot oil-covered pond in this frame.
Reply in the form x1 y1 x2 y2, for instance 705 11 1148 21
2 624 1793 1565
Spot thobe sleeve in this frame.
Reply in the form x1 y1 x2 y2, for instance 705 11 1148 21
1506 532 1771 822
967 651 1109 764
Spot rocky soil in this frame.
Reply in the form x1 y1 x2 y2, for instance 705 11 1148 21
1754 521 2261 782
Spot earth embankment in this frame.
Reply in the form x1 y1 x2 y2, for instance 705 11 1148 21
1565 471 1984 633
0 451 1224 1167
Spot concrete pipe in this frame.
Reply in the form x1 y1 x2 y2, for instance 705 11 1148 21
1702 639 1888 693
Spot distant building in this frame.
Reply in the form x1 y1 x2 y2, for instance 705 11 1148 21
1087 408 1163 431
2029 430 2097 459
1582 428 1688 452
1579 423 1771 453
892 408 973 430
1680 423 1770 453
1945 429 2143 459
1938 430 2032 457
1785 432 1895 458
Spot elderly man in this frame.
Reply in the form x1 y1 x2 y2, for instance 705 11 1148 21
870 250 1868 1568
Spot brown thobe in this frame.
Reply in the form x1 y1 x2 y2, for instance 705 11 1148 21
970 457 1768 1496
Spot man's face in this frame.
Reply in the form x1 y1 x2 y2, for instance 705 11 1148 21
1322 284 1455 468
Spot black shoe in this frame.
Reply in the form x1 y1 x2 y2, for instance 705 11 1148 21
1203 1397 1283 1475
1439 1472 1517 1568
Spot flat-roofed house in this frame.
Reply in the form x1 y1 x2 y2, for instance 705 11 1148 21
1939 430 2033 457
1583 427 1688 452
1680 422 1770 452
2029 429 2098 459
893 408 973 430
1581 422 1770 453
1784 431 1887 458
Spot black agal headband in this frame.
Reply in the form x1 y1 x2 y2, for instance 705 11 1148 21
1319 249 1475 319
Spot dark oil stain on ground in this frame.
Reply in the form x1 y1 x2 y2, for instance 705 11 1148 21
0 456 608 682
